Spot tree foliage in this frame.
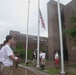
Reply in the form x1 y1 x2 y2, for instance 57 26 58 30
15 41 33 59
15 41 25 59
64 4 76 44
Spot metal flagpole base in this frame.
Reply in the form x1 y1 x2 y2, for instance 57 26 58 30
60 71 65 74
36 65 40 67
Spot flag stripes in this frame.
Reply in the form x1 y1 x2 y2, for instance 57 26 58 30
39 9 45 29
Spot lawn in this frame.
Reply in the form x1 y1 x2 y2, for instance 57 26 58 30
37 67 60 75
37 67 76 75
70 64 76 68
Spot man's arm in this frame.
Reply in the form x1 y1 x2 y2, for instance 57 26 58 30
9 55 19 62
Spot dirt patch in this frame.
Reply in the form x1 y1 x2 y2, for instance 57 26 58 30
12 67 25 75
12 66 37 75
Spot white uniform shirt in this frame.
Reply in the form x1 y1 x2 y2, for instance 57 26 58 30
1 44 14 66
55 53 59 59
40 53 46 59
0 50 2 62
39 53 42 58
0 46 5 62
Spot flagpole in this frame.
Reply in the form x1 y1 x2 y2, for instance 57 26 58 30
36 0 40 67
57 0 65 74
25 0 30 64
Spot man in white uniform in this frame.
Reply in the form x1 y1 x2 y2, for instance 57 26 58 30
0 41 6 75
40 51 46 70
55 52 59 69
1 35 19 75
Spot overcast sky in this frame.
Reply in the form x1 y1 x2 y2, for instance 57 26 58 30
0 0 72 44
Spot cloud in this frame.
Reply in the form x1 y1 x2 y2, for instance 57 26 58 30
0 20 13 43
1 0 71 43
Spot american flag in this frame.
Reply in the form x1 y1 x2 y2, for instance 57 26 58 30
39 9 45 29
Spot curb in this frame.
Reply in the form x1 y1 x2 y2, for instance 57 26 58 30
19 64 51 75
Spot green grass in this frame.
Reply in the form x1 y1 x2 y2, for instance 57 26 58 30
20 63 76 75
20 63 33 66
37 68 60 75
37 68 76 75
70 64 76 68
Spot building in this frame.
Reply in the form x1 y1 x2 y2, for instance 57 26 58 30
10 30 48 58
63 0 76 60
47 0 65 60
47 0 76 60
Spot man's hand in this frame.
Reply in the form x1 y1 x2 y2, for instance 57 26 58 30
14 57 20 62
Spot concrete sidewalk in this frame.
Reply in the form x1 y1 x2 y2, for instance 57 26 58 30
19 64 50 75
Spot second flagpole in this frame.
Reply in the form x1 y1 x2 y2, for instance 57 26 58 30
36 0 40 67
25 0 30 64
57 0 65 74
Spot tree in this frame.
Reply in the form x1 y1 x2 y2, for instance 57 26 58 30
15 41 33 59
64 4 76 45
15 41 25 59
